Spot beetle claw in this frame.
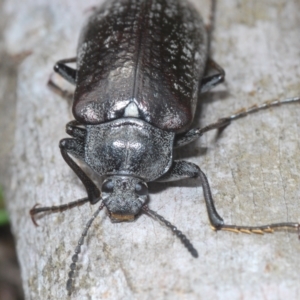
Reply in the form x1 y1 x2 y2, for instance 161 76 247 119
29 203 40 227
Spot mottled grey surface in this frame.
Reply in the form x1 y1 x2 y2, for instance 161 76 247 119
2 0 300 299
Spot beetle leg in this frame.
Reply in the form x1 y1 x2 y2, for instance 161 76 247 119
200 57 225 93
30 198 90 226
30 138 101 224
47 77 74 102
59 138 101 204
156 160 224 228
174 117 230 147
158 160 300 236
175 96 300 148
54 57 77 85
197 167 300 234
157 160 201 182
66 120 86 140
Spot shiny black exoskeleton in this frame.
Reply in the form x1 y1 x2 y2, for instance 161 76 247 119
53 0 226 222
32 0 225 234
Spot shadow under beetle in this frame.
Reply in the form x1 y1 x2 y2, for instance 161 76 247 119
30 0 300 293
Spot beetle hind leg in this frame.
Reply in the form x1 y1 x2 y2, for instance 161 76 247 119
200 57 225 93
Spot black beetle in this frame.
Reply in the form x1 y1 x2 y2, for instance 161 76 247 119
30 0 300 293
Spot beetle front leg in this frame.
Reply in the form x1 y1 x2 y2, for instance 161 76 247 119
59 138 100 204
157 160 224 228
30 138 101 224
158 161 300 234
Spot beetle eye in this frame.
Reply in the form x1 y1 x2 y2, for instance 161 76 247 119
102 180 114 193
135 182 148 196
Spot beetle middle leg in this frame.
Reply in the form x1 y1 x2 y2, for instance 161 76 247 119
30 133 101 224
157 161 300 235
174 96 300 147
174 117 230 147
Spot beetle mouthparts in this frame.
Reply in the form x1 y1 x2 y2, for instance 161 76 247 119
110 213 135 222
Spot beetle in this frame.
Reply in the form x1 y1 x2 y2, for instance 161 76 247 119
30 0 300 293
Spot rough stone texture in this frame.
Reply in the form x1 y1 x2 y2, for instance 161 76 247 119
2 0 300 299
0 0 17 191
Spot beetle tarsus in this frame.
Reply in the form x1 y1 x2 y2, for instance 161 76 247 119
29 203 41 226
217 223 300 235
29 198 91 226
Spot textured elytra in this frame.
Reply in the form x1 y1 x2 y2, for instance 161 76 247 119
74 0 207 132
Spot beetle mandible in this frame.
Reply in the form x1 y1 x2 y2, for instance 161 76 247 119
30 0 300 293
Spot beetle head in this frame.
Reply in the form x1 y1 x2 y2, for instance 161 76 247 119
101 176 148 222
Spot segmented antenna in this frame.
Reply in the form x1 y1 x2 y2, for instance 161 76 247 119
66 202 105 294
228 96 300 121
143 206 198 258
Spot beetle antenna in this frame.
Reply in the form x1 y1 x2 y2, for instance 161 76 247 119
142 205 198 258
66 202 105 294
